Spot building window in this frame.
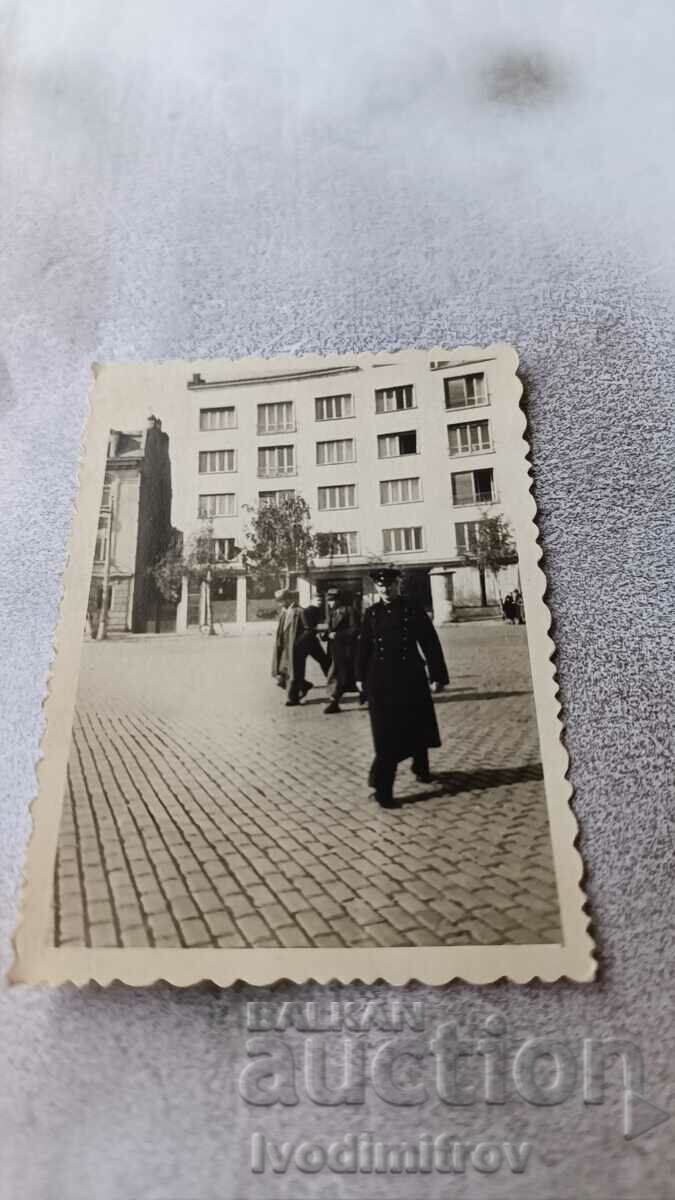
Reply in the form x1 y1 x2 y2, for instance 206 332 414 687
199 406 236 430
111 431 143 457
448 419 491 456
198 449 236 473
318 484 357 511
382 526 424 553
315 531 359 557
375 384 415 414
315 394 354 421
444 372 488 410
198 493 236 518
257 401 295 434
257 445 295 477
100 471 113 510
451 468 496 506
213 537 237 561
316 438 355 465
380 477 421 505
377 430 418 458
94 515 109 564
455 521 480 556
258 489 295 507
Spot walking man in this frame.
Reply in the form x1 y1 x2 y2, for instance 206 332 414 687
323 588 362 714
271 588 303 692
356 567 449 808
286 603 331 706
502 592 516 623
512 588 525 624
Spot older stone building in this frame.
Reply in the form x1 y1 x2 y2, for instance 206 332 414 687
88 416 175 635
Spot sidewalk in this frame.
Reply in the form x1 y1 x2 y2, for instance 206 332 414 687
55 624 561 950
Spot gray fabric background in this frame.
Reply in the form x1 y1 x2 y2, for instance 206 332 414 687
0 2 673 1197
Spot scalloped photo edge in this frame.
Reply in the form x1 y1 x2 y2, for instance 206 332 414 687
10 345 595 986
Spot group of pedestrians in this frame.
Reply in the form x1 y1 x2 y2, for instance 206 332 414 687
270 588 327 705
502 589 525 625
271 567 449 809
270 586 361 712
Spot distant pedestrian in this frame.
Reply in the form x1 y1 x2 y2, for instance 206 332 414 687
512 588 525 624
502 593 516 623
323 588 362 714
356 567 449 809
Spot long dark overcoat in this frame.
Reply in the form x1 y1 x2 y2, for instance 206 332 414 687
326 603 360 694
356 598 449 762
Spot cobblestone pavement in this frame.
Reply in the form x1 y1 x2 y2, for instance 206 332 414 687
53 622 561 950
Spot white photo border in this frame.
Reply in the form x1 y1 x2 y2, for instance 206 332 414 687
11 346 595 985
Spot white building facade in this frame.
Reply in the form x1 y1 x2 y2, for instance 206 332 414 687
175 351 519 630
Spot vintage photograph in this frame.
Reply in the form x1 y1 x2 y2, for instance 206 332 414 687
13 347 593 984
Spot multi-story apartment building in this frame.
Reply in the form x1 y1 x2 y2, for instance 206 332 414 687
87 416 175 635
175 353 519 629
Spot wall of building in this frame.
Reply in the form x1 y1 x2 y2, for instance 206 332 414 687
132 423 174 632
112 471 142 581
452 562 520 608
178 356 514 618
87 469 141 635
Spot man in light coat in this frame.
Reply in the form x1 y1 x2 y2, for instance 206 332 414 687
271 589 326 706
271 589 302 690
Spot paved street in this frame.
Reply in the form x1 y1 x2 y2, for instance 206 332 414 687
54 622 561 950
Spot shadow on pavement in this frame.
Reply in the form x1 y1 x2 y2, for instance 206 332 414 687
286 689 532 709
400 763 544 804
433 689 532 704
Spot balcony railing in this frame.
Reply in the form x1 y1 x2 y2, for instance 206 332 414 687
452 490 497 507
444 396 489 411
257 465 297 478
448 442 492 456
256 423 296 435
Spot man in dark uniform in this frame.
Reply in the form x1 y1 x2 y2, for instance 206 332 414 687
323 587 362 714
356 567 449 808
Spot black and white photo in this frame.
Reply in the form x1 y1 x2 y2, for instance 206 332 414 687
12 347 593 985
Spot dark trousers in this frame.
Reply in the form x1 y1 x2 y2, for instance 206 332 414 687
368 747 429 802
288 633 330 702
327 633 359 699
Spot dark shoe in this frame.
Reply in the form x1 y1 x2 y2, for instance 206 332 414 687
413 772 434 784
359 693 368 706
323 701 341 714
375 793 400 809
300 681 313 698
285 700 300 707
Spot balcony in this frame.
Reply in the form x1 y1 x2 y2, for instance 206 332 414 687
444 396 489 413
448 444 492 457
257 465 297 479
452 490 497 507
256 423 296 436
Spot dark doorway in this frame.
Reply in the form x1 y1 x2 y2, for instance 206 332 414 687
212 576 237 624
400 568 433 615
